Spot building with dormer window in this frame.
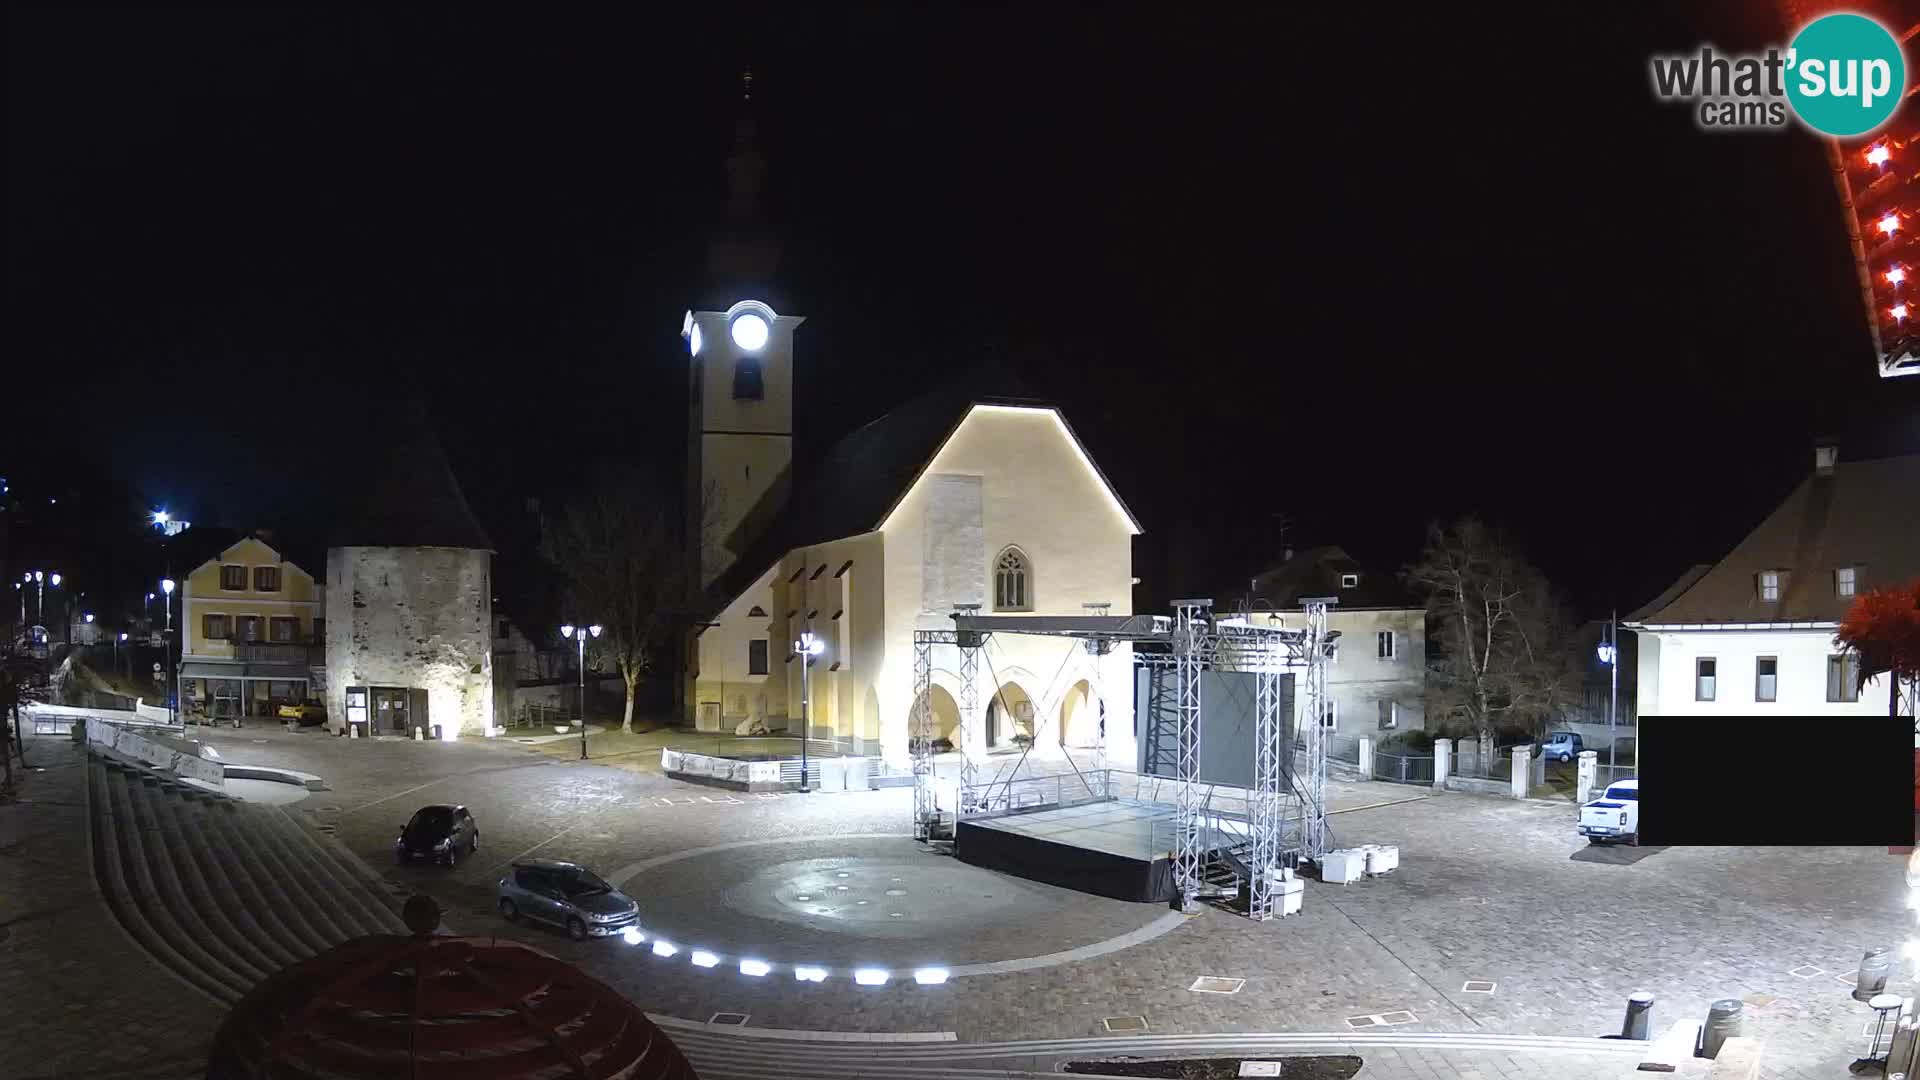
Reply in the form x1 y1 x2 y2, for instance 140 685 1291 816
1625 442 1918 717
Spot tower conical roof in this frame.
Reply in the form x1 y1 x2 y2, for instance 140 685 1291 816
703 68 784 308
328 401 493 551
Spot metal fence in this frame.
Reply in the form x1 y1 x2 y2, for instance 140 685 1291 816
1325 733 1361 765
1373 751 1435 785
507 702 578 730
1592 763 1637 791
957 768 1111 819
1450 745 1512 781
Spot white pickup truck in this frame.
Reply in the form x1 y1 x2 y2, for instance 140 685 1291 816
1578 778 1639 845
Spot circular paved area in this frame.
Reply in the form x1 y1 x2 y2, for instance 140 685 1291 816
623 835 1173 969
196 728 1911 1077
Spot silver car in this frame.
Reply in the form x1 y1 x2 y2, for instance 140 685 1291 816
496 859 641 941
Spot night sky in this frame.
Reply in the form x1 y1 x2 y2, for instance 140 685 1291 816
9 3 1919 621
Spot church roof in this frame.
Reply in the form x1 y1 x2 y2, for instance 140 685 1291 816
1625 452 1920 626
327 402 494 552
704 356 1132 613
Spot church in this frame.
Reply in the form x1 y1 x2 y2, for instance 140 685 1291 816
684 79 1141 769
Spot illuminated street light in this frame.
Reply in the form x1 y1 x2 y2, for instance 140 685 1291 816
794 630 827 792
559 622 603 760
1597 614 1621 776
161 579 177 726
1889 267 1907 286
1896 304 1911 322
1868 144 1892 166
1880 213 1900 235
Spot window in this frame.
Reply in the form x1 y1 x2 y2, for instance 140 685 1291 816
748 639 769 676
1755 656 1777 702
1341 573 1360 588
236 615 263 643
253 566 281 592
994 547 1032 611
1836 567 1857 598
1377 631 1395 659
732 358 764 400
314 617 325 641
1695 657 1716 701
747 605 768 618
1827 653 1861 702
1377 698 1396 730
220 564 248 591
1320 701 1338 730
203 614 231 640
269 617 298 643
1757 570 1780 602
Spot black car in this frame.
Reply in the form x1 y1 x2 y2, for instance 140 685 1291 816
395 804 479 865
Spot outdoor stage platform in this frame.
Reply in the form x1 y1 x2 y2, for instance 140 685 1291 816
954 799 1179 904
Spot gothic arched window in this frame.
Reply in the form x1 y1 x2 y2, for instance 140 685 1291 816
994 547 1032 612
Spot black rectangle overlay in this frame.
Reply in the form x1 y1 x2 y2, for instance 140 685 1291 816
1636 716 1912 847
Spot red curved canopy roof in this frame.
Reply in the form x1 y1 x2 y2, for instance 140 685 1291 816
207 931 696 1080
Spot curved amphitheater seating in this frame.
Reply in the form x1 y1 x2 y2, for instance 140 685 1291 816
86 752 409 1006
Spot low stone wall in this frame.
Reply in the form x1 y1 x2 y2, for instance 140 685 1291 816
661 749 784 792
1443 775 1510 797
87 722 224 786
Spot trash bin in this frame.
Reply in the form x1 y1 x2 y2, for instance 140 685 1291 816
842 756 871 791
1702 998 1742 1059
1856 945 1893 1001
1621 992 1655 1040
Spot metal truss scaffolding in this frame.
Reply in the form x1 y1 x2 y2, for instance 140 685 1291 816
1299 597 1335 861
909 602 1323 921
1171 601 1208 914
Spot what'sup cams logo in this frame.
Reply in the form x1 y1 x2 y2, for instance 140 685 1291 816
1651 12 1906 135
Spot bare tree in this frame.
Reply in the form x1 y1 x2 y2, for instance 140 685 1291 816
1404 518 1584 739
540 468 717 734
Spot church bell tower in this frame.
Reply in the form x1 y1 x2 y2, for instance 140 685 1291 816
686 69 801 591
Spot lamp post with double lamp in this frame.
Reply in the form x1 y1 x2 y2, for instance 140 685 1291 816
794 631 826 793
161 579 176 725
560 623 601 761
1596 612 1619 774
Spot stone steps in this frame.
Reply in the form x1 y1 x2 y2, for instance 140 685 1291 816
84 750 409 1007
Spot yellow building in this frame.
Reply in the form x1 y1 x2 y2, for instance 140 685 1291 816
179 534 324 722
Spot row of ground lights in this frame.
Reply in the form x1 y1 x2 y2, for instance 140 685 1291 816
618 926 949 985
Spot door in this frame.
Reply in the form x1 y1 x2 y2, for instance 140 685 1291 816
374 688 410 733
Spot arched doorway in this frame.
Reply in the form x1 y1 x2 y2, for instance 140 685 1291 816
910 685 963 749
985 681 1036 749
1059 680 1096 748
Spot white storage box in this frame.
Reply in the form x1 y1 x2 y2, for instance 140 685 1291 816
1320 848 1366 884
1363 845 1399 875
1277 877 1304 916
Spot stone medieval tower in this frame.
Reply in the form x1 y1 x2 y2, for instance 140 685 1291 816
325 411 495 740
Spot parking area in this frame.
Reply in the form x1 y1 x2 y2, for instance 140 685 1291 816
202 730 1909 1075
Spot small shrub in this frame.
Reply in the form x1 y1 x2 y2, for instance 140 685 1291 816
930 737 954 753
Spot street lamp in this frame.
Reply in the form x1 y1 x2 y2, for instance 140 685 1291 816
161 579 176 725
794 630 826 792
1596 612 1619 774
117 631 129 679
559 623 602 760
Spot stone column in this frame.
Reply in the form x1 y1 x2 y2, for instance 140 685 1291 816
1510 745 1532 799
1358 737 1373 778
1577 750 1597 804
1433 738 1451 789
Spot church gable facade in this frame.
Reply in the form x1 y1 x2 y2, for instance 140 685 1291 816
692 401 1140 767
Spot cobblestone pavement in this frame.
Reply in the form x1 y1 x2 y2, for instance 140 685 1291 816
0 737 223 1079
17 727 1913 1078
